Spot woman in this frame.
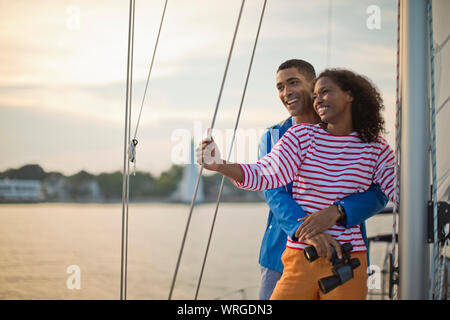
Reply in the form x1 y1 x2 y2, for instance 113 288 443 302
196 69 395 299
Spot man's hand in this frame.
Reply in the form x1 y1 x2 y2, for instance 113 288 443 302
295 205 341 241
196 137 223 171
303 232 342 261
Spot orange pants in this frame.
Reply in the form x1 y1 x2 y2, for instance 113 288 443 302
270 247 368 300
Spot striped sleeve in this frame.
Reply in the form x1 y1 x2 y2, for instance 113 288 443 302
373 138 395 202
232 125 304 191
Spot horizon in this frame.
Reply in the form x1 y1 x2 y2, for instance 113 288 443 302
0 161 185 177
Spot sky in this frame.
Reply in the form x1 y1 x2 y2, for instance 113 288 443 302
0 0 404 176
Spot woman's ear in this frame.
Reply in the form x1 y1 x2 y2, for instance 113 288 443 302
345 91 354 103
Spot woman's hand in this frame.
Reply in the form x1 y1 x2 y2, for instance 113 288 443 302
195 137 223 171
295 205 341 241
195 137 244 182
303 232 342 261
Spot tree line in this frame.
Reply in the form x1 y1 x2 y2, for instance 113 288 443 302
0 164 263 202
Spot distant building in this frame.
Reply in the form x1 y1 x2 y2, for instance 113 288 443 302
80 180 102 202
0 179 43 202
43 173 70 201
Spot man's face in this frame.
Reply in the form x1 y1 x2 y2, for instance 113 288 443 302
276 67 314 117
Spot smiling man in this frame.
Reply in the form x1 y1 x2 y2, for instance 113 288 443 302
275 60 318 125
256 59 389 300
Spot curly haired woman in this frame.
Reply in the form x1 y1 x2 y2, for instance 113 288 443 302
196 69 396 300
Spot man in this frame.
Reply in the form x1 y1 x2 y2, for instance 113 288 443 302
256 59 388 300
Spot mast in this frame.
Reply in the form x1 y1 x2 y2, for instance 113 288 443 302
398 0 429 300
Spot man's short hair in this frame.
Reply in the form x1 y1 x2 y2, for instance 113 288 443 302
277 59 316 82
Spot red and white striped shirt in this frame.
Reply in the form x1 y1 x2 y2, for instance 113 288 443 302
233 124 395 253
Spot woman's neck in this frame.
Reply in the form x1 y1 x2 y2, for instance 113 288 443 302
325 114 353 135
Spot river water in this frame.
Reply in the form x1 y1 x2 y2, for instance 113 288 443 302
0 202 394 300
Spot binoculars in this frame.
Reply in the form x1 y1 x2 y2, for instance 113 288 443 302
304 242 360 294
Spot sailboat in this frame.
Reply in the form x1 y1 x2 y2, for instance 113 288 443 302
119 0 449 300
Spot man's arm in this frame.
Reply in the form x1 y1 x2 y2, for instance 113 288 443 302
263 187 307 240
335 183 389 228
259 129 306 240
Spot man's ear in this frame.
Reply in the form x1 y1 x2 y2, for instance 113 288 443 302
310 77 317 89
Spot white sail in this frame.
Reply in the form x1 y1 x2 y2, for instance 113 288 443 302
172 140 204 203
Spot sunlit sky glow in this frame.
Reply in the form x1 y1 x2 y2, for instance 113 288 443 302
1 0 400 175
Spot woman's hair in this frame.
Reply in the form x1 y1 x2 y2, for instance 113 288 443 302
316 68 386 143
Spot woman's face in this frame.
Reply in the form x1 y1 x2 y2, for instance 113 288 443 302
313 77 353 124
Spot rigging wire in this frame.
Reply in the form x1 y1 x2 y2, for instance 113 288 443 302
427 0 440 300
168 0 246 300
436 96 449 115
120 0 168 300
133 0 168 141
326 0 332 67
194 0 268 300
391 0 402 300
120 0 135 301
128 0 168 175
428 0 448 300
438 234 449 299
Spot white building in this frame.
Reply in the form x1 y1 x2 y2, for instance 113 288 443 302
0 179 42 202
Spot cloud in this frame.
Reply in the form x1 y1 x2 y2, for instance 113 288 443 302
0 0 402 175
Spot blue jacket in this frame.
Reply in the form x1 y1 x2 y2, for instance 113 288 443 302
258 117 389 273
